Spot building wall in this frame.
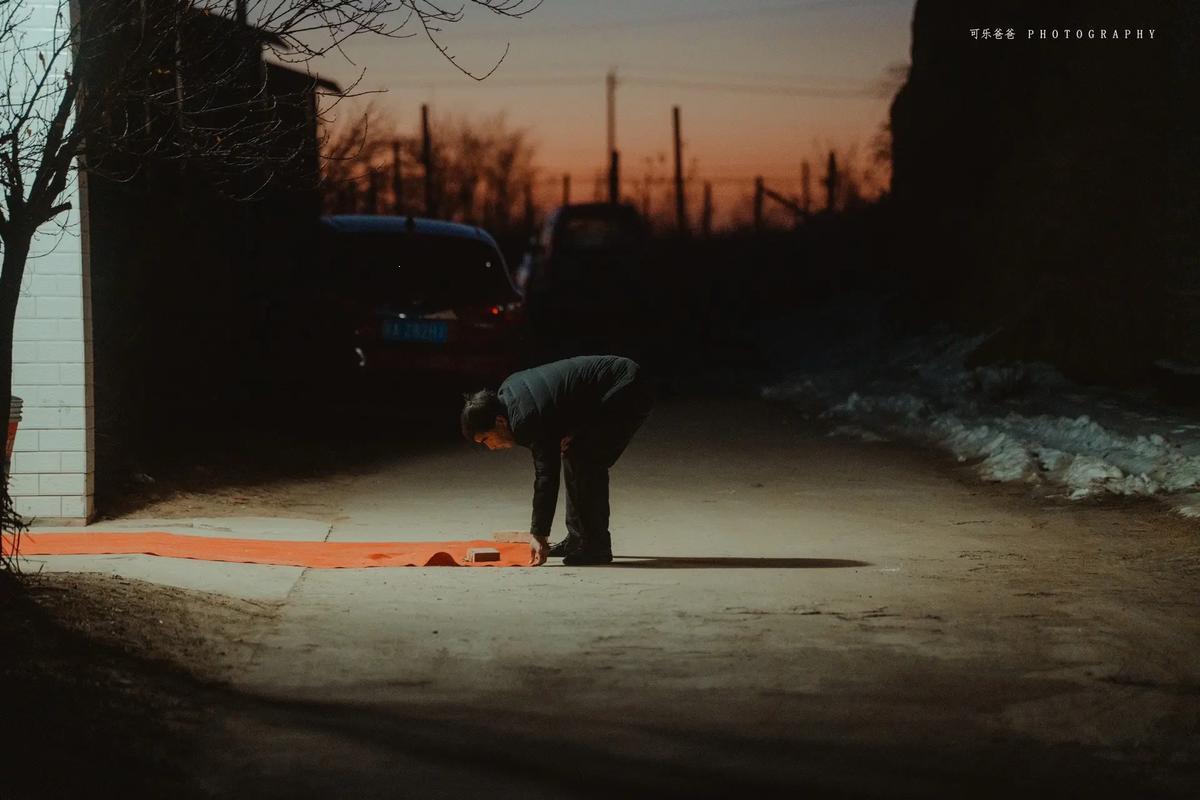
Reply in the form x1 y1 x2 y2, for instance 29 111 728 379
888 0 1193 383
8 0 94 523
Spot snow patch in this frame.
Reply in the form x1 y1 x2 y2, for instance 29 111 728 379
766 333 1200 503
1167 492 1200 518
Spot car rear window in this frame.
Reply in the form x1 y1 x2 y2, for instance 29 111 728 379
328 233 514 308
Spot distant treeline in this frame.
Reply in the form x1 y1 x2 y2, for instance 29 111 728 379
319 106 889 237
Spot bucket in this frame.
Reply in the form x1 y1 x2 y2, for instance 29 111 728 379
6 395 22 466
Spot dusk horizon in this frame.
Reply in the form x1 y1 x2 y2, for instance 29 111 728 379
307 0 913 226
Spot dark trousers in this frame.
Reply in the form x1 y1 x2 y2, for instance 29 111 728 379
562 376 655 553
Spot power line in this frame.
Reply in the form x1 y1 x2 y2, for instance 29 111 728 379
389 65 881 87
385 74 881 98
520 64 879 86
622 76 880 99
389 76 598 89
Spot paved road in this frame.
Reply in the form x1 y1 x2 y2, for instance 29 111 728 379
31 391 1200 797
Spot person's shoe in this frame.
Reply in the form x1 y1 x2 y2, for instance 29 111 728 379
562 549 613 566
548 536 581 557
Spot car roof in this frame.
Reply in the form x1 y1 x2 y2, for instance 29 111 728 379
543 203 644 231
320 215 502 248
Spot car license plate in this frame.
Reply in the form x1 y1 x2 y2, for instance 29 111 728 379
381 319 449 344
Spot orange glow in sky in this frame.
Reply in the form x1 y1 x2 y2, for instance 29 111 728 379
311 0 914 226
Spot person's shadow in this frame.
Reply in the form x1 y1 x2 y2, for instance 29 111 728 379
604 556 870 569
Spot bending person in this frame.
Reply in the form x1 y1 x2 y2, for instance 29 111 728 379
461 355 655 566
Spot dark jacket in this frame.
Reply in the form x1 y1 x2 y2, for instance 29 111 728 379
498 355 641 537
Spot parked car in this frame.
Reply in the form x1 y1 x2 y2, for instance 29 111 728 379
318 215 527 382
519 203 653 355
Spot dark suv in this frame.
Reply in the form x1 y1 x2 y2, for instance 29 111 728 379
319 215 526 381
518 203 651 355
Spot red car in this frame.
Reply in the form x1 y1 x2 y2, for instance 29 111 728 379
320 215 527 382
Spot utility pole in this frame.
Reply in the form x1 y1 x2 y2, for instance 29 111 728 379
421 104 434 217
824 150 838 214
672 106 686 234
754 176 764 234
391 139 404 215
562 173 571 206
609 151 620 206
606 69 619 204
701 182 713 238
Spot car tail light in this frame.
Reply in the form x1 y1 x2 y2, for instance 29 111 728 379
458 303 510 322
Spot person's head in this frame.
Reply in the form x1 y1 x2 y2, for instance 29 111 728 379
460 389 514 450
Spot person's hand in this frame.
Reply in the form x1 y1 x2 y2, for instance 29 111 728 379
530 535 550 567
560 435 573 455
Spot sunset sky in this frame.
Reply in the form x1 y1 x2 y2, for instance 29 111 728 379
311 0 915 225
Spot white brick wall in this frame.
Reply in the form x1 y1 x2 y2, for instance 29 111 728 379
8 1 94 524
10 214 94 522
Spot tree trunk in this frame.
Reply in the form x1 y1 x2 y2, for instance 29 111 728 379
0 229 32 492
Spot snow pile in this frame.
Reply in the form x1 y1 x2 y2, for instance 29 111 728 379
764 333 1200 506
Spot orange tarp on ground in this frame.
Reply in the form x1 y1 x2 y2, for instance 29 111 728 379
1 531 530 568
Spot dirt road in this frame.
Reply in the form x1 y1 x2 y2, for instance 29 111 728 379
17 391 1200 798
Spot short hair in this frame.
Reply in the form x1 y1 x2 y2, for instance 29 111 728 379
460 389 504 441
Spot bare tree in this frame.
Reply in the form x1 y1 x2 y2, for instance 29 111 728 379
321 108 538 235
322 103 410 213
0 0 541 564
478 115 536 231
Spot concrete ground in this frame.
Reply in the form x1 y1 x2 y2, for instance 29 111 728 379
24 392 1200 798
